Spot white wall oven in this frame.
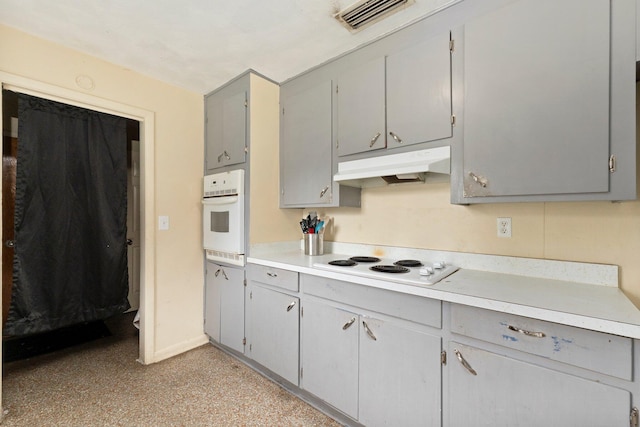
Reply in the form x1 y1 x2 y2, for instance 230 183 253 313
202 169 245 266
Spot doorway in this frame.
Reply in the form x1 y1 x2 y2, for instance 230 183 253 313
0 71 157 378
2 90 140 330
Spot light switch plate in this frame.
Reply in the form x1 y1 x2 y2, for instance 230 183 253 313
158 215 170 230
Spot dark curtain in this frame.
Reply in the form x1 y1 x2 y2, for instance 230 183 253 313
4 94 130 336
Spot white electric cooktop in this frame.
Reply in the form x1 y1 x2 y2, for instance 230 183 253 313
312 256 459 287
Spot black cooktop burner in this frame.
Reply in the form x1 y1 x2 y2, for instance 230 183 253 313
349 256 381 263
394 259 423 268
328 259 357 267
370 265 410 274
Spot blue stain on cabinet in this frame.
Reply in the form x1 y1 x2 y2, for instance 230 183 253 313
551 336 574 352
502 335 518 342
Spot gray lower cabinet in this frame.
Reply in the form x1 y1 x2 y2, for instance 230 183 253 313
301 299 359 418
447 342 630 427
205 73 248 172
447 303 635 426
301 289 442 426
204 261 245 354
247 285 299 385
452 0 636 203
245 264 300 385
358 316 442 427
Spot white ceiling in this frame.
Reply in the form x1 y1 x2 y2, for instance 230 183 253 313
0 0 457 94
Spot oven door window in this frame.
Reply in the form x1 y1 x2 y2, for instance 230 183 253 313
210 211 229 233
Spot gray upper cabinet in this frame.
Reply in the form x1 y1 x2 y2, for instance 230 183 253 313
205 75 248 172
386 33 453 150
280 78 361 208
280 80 334 206
337 32 453 157
336 57 387 156
452 0 636 203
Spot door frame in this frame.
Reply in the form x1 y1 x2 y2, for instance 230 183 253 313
0 73 156 376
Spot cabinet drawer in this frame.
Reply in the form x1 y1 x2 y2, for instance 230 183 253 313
450 304 632 380
302 274 441 328
246 263 299 292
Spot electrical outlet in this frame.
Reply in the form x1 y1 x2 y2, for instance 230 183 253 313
497 217 512 238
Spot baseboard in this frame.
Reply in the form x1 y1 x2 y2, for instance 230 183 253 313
150 333 209 363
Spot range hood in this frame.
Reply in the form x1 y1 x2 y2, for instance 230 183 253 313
334 146 451 187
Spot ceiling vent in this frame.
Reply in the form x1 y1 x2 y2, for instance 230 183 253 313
336 0 415 32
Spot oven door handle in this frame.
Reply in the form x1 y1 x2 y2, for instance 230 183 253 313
202 196 239 205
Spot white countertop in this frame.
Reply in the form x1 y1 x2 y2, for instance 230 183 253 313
247 242 640 339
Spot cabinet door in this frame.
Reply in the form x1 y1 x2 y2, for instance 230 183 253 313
248 285 299 385
359 317 442 427
447 342 630 426
281 80 333 206
337 56 386 156
301 299 359 418
218 265 245 354
205 84 247 171
386 33 452 150
462 0 611 198
204 262 222 341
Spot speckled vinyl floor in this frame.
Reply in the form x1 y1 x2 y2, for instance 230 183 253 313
1 312 340 426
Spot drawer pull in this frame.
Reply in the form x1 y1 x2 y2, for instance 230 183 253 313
342 317 356 330
286 301 297 312
362 321 377 341
454 349 477 376
508 325 546 338
266 272 278 278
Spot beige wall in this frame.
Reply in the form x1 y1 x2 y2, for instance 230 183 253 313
248 74 301 244
322 86 640 308
0 25 206 360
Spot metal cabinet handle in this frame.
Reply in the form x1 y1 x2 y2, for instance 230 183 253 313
215 269 228 280
454 349 477 376
369 132 381 148
362 321 377 341
286 301 297 312
320 186 329 198
468 172 487 188
5 240 15 248
215 269 221 277
389 131 403 144
266 272 278 278
217 150 231 163
342 317 356 330
508 325 546 338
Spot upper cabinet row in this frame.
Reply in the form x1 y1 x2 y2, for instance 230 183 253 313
277 0 637 207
